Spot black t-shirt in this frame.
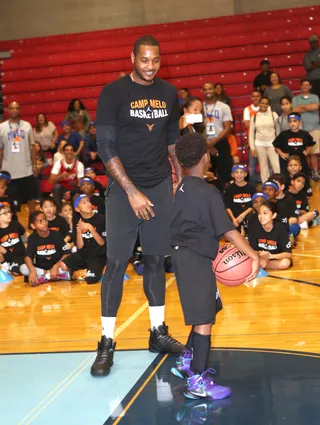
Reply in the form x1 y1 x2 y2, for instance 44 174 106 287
284 173 312 197
287 190 310 214
169 176 234 259
26 230 70 270
275 194 298 228
0 221 25 258
94 181 105 198
273 129 315 156
224 183 255 217
90 194 105 215
249 221 292 254
253 71 272 92
0 196 18 220
72 213 106 256
47 215 70 238
247 212 259 231
96 75 180 188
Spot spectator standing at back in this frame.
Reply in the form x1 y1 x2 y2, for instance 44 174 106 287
33 113 58 152
0 102 37 212
65 99 92 139
57 121 84 157
179 88 190 105
304 35 320 99
83 122 102 168
253 59 272 94
292 79 320 181
264 73 293 116
243 90 262 185
214 83 232 107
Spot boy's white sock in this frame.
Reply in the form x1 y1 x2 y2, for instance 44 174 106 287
101 317 116 339
299 221 308 230
149 305 165 329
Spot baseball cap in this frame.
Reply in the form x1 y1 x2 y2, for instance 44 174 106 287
61 120 70 127
262 181 279 191
88 121 95 127
309 34 319 42
287 112 301 121
252 192 268 202
80 177 95 186
73 194 89 208
232 164 247 173
84 167 94 175
260 58 270 65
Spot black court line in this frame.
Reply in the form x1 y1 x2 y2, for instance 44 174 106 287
268 274 320 288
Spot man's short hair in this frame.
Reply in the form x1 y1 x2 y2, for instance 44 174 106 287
63 143 75 152
133 35 160 56
260 59 270 65
300 78 312 85
175 133 207 169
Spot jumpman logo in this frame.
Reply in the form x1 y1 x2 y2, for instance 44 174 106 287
146 124 155 132
179 184 184 193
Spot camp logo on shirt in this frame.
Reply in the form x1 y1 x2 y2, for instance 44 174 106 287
288 137 303 147
0 233 20 249
258 239 278 251
7 129 25 141
233 193 252 204
37 244 57 256
49 227 60 232
129 99 168 120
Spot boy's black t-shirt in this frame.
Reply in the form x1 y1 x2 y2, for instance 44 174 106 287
224 182 255 217
47 215 70 238
273 129 315 156
287 190 310 214
247 212 259 231
72 213 106 256
275 194 298 227
284 173 312 197
90 194 105 215
96 76 180 188
0 196 18 220
0 220 25 257
94 181 105 198
26 230 70 270
248 221 292 254
169 176 234 259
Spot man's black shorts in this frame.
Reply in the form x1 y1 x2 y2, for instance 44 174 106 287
105 176 173 259
11 175 38 204
172 246 222 326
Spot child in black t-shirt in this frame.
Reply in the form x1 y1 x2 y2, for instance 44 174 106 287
169 132 259 400
0 204 26 275
247 192 268 231
40 197 70 242
79 177 105 215
84 168 105 197
0 177 18 220
286 155 312 197
248 201 292 270
21 211 71 286
224 164 255 231
0 171 21 212
60 194 106 284
287 172 319 228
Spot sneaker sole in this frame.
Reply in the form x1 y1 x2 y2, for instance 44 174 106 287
170 367 187 380
184 391 203 400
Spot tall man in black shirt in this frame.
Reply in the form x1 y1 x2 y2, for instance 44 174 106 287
92 35 184 377
253 59 272 94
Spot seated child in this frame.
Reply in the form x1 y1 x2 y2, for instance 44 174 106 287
247 192 268 230
60 194 106 284
0 175 18 220
40 197 70 242
224 164 255 231
248 201 292 270
79 177 105 215
0 171 21 212
84 168 105 197
60 202 73 237
0 204 26 275
287 172 319 228
169 132 259 399
286 155 312 197
21 211 71 286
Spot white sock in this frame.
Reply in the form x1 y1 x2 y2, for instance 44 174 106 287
101 317 116 339
149 305 165 329
300 221 308 230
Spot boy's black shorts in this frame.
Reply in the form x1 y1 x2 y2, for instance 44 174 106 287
63 251 105 284
172 246 222 326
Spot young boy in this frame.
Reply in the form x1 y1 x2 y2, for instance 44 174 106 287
286 155 312 197
287 172 319 228
84 168 105 198
0 176 18 220
60 194 106 285
0 204 26 275
79 177 105 215
40 197 70 242
0 171 21 212
21 211 71 286
169 132 259 400
224 164 255 231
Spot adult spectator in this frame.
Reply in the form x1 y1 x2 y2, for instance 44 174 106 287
33 113 58 152
214 83 232 107
0 102 37 212
292 79 320 181
49 143 84 208
203 82 233 184
264 72 293 116
304 35 320 99
276 96 292 133
243 90 262 184
83 121 102 168
249 97 279 183
64 98 92 137
57 121 84 157
253 59 272 94
179 88 190 105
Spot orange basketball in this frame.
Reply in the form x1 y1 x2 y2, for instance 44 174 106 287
212 243 252 287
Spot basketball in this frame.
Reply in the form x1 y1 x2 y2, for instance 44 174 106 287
212 243 252 286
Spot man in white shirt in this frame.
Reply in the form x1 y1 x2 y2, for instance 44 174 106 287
203 82 233 184
0 102 37 212
243 90 262 185
49 143 84 207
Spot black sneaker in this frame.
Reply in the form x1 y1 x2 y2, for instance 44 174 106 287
149 322 184 354
90 336 116 377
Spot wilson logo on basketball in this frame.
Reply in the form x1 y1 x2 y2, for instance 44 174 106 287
222 250 246 265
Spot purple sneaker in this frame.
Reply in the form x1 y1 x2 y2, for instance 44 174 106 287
171 349 192 379
184 370 231 400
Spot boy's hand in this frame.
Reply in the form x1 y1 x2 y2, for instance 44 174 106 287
280 152 289 160
246 254 260 282
236 215 244 224
258 250 269 258
232 218 239 227
0 246 7 254
49 264 59 280
77 219 92 232
29 270 37 286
